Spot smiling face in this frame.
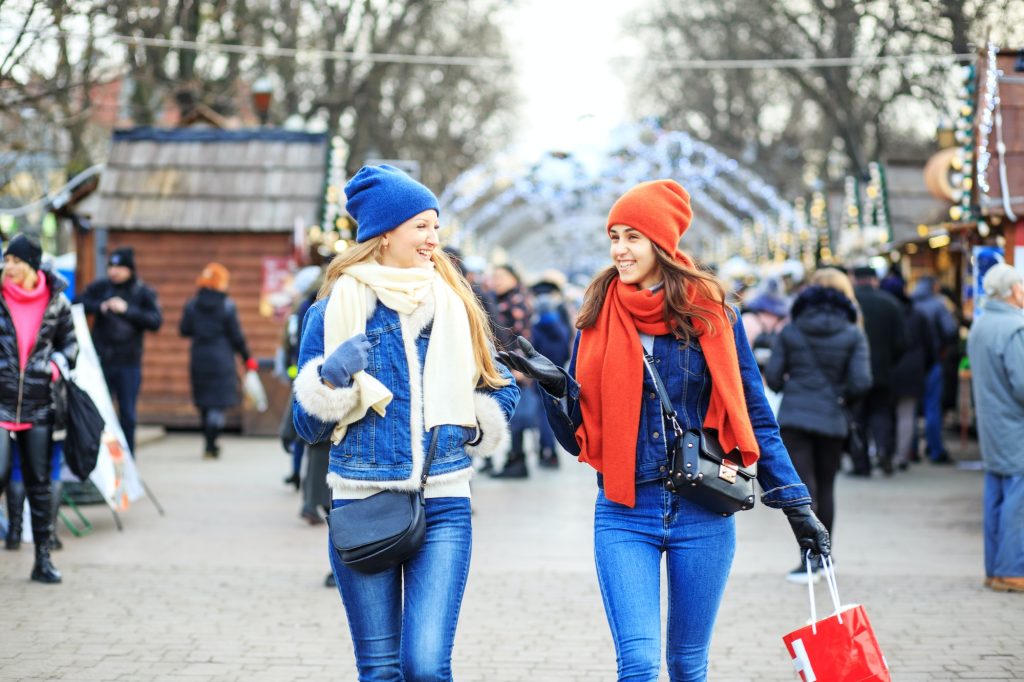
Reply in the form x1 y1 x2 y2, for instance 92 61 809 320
609 224 661 289
378 209 441 270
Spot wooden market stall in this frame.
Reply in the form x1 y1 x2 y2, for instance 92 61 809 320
79 126 327 434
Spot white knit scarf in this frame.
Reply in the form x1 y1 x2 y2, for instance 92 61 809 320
324 262 479 443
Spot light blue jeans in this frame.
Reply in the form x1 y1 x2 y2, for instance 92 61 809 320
984 472 1024 578
594 481 737 682
328 496 473 682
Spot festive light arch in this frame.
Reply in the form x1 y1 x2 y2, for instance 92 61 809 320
439 121 805 275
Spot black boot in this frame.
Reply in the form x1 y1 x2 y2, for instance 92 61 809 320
538 448 559 469
5 480 25 551
31 543 62 584
492 455 528 479
48 480 63 551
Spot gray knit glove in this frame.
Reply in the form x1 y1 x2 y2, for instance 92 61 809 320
320 334 370 388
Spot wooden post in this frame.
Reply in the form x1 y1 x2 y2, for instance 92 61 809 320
1006 219 1024 267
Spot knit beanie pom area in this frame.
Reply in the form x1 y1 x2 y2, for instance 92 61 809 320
344 165 440 243
606 180 693 257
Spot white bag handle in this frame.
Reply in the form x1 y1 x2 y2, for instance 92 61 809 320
805 551 843 635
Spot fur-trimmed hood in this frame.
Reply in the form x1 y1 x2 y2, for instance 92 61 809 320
791 285 858 324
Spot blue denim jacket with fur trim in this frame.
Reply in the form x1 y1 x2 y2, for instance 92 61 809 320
541 311 811 508
293 292 519 493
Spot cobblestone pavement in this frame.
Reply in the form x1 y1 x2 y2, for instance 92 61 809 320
1 433 1021 681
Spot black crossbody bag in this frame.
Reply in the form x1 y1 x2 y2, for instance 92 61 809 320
328 428 439 574
642 349 757 516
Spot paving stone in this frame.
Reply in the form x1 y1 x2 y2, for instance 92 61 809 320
0 433 1021 681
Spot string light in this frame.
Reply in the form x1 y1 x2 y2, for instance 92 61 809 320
439 121 800 273
976 43 999 195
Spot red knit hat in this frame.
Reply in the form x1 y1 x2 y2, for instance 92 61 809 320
606 180 693 257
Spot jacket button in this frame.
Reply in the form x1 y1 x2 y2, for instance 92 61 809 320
653 431 660 439
659 465 666 472
649 392 656 400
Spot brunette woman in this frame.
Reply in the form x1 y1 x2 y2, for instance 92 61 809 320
501 180 828 681
766 267 872 582
0 235 77 584
292 165 519 680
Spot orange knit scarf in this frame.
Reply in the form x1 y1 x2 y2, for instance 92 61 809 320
575 273 760 508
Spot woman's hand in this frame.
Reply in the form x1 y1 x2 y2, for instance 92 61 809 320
783 505 831 557
320 333 371 389
497 336 567 398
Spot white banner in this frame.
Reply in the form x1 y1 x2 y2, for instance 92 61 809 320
70 304 146 510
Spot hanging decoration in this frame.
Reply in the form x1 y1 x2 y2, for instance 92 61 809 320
950 56 982 222
437 120 797 275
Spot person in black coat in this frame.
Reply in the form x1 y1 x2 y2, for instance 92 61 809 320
77 247 162 456
851 265 909 475
880 276 929 468
0 235 78 583
179 263 255 459
528 276 573 468
766 269 872 581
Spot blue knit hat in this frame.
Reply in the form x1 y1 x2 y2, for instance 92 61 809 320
344 165 440 243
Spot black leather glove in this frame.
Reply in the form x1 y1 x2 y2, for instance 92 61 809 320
497 336 567 398
783 505 831 558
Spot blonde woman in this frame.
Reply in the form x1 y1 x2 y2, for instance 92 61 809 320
292 165 519 680
765 267 872 582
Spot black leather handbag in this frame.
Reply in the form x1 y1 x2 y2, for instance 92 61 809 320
643 350 757 516
328 428 439 574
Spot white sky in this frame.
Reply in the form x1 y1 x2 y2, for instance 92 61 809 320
504 1 633 158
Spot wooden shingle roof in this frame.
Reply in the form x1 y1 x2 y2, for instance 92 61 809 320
93 128 327 232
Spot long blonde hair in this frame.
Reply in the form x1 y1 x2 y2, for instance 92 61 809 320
319 237 509 389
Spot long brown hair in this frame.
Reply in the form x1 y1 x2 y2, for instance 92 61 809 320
318 237 509 389
576 245 734 341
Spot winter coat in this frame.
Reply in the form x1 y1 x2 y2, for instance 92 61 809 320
890 294 930 399
78 276 162 367
530 294 573 369
493 285 532 350
853 284 908 391
292 289 520 492
967 299 1024 476
0 269 78 424
542 310 812 509
911 282 958 368
766 287 873 438
180 289 251 410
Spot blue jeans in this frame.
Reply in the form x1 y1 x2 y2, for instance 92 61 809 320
594 481 736 682
923 364 946 460
103 364 142 456
328 496 473 682
984 472 1024 578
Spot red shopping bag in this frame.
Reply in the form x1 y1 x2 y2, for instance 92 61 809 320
782 555 890 682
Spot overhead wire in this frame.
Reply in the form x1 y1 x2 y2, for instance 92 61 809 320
3 25 976 71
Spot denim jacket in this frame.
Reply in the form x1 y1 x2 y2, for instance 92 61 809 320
293 290 520 493
542 312 811 508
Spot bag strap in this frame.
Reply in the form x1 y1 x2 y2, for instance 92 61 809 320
641 348 684 440
805 551 843 635
419 427 440 489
